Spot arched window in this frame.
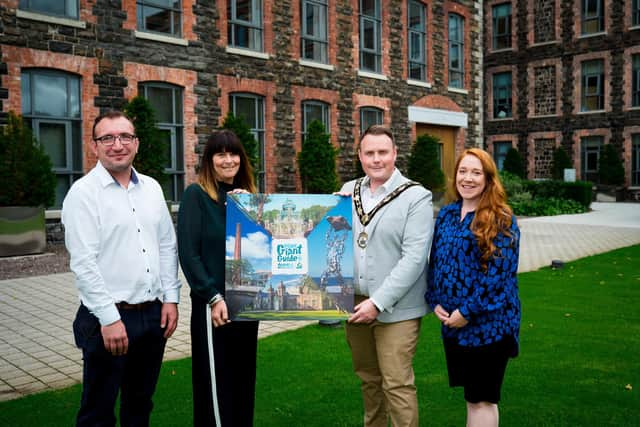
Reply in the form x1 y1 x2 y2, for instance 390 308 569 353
21 69 82 207
360 107 383 134
302 100 330 140
139 82 185 201
230 93 266 191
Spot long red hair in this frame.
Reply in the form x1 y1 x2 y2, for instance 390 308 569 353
450 148 513 271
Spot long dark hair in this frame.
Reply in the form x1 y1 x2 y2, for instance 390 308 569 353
198 130 256 201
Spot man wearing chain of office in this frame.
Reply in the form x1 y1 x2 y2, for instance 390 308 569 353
340 124 434 427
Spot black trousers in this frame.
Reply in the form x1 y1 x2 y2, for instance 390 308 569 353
190 298 259 427
73 302 166 427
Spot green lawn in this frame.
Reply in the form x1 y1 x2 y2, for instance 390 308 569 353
1 245 639 426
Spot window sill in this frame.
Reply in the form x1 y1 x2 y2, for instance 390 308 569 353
448 87 468 95
299 59 334 71
357 70 388 80
530 113 560 118
529 40 559 47
577 110 606 114
490 47 514 54
578 31 607 39
407 79 432 89
16 9 86 29
631 25 640 31
226 46 270 60
134 31 188 46
489 117 514 121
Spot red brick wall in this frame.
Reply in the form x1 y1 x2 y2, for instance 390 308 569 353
123 62 199 186
351 93 392 145
216 75 277 192
291 86 340 192
2 46 100 171
5 0 97 24
486 134 517 156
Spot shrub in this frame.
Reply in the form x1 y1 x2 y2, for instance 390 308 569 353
551 147 573 180
503 148 525 178
407 134 445 191
297 120 340 193
0 112 56 207
124 96 167 184
510 197 586 217
598 144 625 186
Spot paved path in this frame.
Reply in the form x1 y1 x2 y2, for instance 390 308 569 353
0 202 638 402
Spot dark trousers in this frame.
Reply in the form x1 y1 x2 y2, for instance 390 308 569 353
73 302 167 427
190 298 259 427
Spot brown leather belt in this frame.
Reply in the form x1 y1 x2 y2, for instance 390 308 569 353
116 299 159 310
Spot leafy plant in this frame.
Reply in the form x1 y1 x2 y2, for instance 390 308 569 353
503 147 525 178
407 133 445 191
124 96 167 184
0 112 56 207
551 147 573 180
598 144 625 186
297 120 340 193
221 112 259 173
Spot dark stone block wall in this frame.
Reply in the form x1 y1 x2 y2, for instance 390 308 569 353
1 0 482 192
485 0 640 181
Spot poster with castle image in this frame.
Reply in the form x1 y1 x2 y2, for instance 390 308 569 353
225 193 354 320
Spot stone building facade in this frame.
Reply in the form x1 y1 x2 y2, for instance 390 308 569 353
484 0 640 197
1 0 483 208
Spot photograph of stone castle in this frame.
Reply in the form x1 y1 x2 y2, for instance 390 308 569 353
224 194 354 320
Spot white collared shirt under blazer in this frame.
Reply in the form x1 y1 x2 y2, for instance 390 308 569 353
62 161 181 326
341 168 434 323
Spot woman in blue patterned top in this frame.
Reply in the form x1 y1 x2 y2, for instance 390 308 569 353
426 148 520 427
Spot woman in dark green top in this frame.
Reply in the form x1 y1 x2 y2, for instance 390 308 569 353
177 130 258 427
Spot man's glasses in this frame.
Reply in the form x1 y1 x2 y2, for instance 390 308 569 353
94 133 137 146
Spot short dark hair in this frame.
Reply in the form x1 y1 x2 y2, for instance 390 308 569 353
359 124 395 148
92 110 133 139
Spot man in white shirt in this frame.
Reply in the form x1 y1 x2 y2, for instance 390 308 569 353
340 125 433 427
62 111 181 427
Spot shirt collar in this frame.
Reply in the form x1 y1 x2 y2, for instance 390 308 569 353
95 161 140 188
362 168 400 194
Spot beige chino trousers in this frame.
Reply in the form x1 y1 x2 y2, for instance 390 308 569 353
345 302 421 427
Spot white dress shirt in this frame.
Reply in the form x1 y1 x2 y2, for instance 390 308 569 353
353 168 402 311
62 161 181 326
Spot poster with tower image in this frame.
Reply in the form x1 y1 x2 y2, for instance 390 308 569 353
225 194 354 320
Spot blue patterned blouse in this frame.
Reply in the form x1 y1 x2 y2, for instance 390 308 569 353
426 201 521 350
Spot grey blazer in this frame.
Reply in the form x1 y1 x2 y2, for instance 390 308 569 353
341 171 434 323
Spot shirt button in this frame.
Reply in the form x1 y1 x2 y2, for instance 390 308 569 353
142 249 146 253
138 229 140 232
133 208 135 212
147 268 150 272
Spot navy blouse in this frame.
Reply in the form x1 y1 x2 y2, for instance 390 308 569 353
426 201 521 350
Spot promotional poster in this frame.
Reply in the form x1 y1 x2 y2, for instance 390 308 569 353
225 194 354 320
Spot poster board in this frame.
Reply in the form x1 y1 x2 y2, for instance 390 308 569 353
225 194 354 320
